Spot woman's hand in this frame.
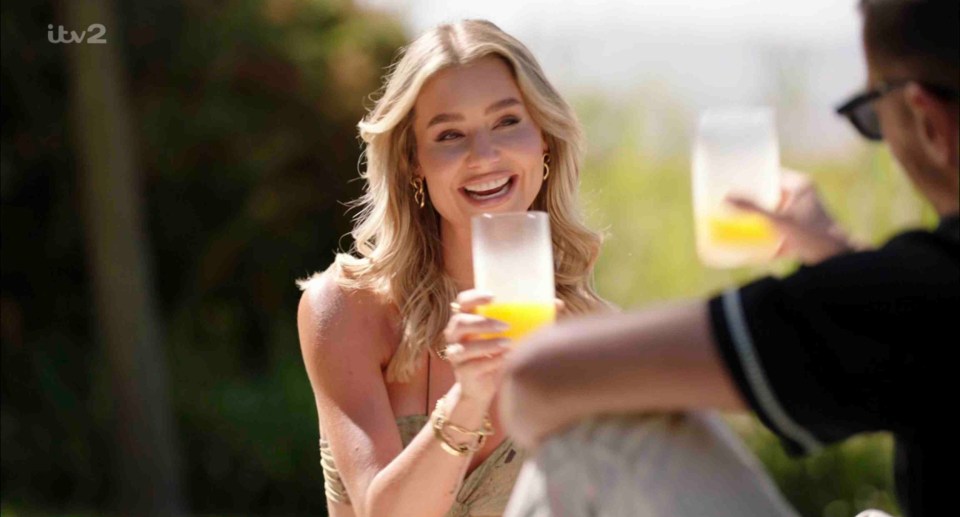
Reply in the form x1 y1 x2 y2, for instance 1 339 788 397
443 292 568 406
443 290 512 406
727 168 863 265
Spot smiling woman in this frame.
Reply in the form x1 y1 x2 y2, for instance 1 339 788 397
295 19 610 517
414 57 547 219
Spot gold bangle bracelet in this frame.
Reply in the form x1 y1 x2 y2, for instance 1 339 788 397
445 419 494 438
431 395 493 456
433 423 472 456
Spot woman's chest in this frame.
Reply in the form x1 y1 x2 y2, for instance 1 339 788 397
384 351 510 474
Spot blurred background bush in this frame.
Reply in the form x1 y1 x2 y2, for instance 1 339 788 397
2 0 928 515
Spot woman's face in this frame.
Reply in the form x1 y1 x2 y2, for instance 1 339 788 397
412 55 547 232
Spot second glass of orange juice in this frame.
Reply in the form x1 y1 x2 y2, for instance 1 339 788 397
472 212 556 344
692 107 783 268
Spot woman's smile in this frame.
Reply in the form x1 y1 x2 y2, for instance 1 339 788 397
460 173 517 206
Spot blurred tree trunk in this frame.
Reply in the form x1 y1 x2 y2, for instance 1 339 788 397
63 0 184 514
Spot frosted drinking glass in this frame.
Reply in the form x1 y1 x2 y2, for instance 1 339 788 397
471 211 556 344
693 107 782 268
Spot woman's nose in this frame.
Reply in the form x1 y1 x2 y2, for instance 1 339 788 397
466 131 499 168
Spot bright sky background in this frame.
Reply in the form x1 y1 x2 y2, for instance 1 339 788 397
357 0 870 157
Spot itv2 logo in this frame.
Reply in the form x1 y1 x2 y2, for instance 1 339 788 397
47 24 107 44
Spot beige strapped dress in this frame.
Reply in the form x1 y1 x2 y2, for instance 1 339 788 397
318 355 527 517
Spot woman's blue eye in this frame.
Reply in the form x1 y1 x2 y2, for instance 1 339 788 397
437 131 462 142
435 117 518 142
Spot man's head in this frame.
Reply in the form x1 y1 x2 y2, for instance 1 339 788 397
856 0 959 215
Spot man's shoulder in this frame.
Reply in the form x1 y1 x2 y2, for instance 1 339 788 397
788 217 959 289
884 214 959 257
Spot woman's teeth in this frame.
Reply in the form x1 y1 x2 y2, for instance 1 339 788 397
464 176 510 195
463 176 513 201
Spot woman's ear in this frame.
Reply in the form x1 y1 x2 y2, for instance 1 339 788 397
904 83 959 171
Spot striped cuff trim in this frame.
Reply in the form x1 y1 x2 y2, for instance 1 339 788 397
721 289 822 454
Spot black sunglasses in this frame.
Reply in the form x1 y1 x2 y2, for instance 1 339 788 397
836 81 959 141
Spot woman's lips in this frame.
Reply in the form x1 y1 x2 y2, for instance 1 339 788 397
460 175 516 206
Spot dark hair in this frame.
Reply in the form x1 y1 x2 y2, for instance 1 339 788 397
860 0 959 89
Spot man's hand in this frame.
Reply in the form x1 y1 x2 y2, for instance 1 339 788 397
728 168 863 265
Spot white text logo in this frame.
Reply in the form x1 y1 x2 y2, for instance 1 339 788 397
47 24 107 44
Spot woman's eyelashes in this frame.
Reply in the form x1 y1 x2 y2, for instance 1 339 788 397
436 130 463 142
496 115 520 128
434 115 522 143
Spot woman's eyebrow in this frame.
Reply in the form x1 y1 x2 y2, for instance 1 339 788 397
483 97 521 114
425 97 521 128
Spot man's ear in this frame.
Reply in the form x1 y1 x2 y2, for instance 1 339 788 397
903 83 959 171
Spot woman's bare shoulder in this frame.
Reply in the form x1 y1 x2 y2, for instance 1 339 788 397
297 267 406 516
297 266 397 367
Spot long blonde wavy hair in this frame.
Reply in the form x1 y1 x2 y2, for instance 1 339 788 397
301 19 610 382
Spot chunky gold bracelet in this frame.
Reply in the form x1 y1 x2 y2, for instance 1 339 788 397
431 396 494 457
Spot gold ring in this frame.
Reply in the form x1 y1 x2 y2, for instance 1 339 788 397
450 302 462 314
444 344 464 360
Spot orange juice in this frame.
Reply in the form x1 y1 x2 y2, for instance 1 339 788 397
697 211 781 267
476 301 556 342
706 212 778 246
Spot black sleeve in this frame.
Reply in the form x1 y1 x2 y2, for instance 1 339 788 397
708 229 957 455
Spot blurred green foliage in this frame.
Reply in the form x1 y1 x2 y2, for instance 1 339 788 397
1 1 929 516
2 0 404 514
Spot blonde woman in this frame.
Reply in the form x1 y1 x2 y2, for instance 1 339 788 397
298 18 805 517
297 20 609 517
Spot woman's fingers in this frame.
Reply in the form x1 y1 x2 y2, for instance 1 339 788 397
453 289 495 314
472 353 509 378
554 298 566 314
459 352 508 376
443 312 508 343
444 338 511 365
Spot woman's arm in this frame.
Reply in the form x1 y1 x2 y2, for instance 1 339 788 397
298 271 490 517
498 301 746 450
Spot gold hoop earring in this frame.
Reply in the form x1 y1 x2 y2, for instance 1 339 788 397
542 153 551 181
410 176 425 208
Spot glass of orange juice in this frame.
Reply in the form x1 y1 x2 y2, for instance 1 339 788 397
471 211 556 345
693 107 783 268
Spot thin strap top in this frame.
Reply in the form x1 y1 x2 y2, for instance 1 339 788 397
318 353 527 517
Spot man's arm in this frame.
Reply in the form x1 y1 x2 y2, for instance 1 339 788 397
498 301 745 450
